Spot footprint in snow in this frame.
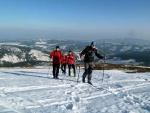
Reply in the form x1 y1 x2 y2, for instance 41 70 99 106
66 103 73 110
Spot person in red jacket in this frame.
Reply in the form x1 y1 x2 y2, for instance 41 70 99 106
61 52 67 75
50 46 62 79
67 51 76 77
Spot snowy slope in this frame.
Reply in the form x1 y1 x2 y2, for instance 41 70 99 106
0 46 49 65
1 39 150 66
0 68 150 113
29 50 49 61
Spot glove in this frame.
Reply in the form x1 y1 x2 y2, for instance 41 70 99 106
80 55 83 60
103 55 106 60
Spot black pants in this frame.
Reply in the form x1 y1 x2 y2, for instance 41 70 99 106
53 64 60 78
61 63 66 73
83 62 93 82
68 64 76 76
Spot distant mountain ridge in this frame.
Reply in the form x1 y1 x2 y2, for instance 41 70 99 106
0 38 150 67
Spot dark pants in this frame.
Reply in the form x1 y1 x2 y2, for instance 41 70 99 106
53 64 60 78
82 62 93 82
68 64 76 76
61 63 66 73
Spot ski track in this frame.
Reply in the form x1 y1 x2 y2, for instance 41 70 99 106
0 69 150 113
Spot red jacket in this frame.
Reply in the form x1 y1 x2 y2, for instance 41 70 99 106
61 55 67 64
67 54 76 65
50 50 62 64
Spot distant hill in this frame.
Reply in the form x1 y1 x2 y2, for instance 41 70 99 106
0 38 150 67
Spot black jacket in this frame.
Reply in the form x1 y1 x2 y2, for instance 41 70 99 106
80 46 103 62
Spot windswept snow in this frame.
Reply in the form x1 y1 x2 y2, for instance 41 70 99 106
29 50 49 61
0 68 150 113
0 54 25 63
0 42 20 46
120 46 132 52
35 40 47 45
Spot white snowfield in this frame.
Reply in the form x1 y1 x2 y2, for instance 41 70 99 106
0 68 150 113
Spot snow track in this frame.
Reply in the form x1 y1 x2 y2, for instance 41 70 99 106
0 69 150 113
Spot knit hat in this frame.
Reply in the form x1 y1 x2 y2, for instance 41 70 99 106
91 41 96 46
56 46 59 49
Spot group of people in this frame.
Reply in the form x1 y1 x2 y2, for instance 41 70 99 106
50 46 76 79
50 41 106 85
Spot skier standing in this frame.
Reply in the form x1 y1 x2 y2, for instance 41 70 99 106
80 41 106 85
67 51 76 77
50 46 62 79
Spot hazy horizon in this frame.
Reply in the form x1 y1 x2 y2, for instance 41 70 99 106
0 0 150 41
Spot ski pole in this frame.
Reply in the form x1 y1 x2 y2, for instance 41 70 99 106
47 61 51 77
77 64 80 84
102 55 106 81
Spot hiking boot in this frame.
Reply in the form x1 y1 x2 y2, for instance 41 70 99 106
56 76 59 79
88 79 92 85
88 81 93 85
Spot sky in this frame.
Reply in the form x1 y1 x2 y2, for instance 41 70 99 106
0 0 150 41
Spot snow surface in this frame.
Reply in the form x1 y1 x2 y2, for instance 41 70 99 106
29 50 49 61
0 42 20 46
0 68 150 113
1 54 25 63
120 46 132 52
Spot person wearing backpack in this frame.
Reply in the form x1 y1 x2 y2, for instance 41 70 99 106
80 41 106 85
67 51 76 77
50 46 62 79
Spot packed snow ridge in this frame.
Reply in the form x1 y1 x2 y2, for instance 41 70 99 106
0 67 150 113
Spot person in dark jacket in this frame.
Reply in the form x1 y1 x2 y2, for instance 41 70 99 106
50 46 62 79
80 41 106 85
67 51 76 77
